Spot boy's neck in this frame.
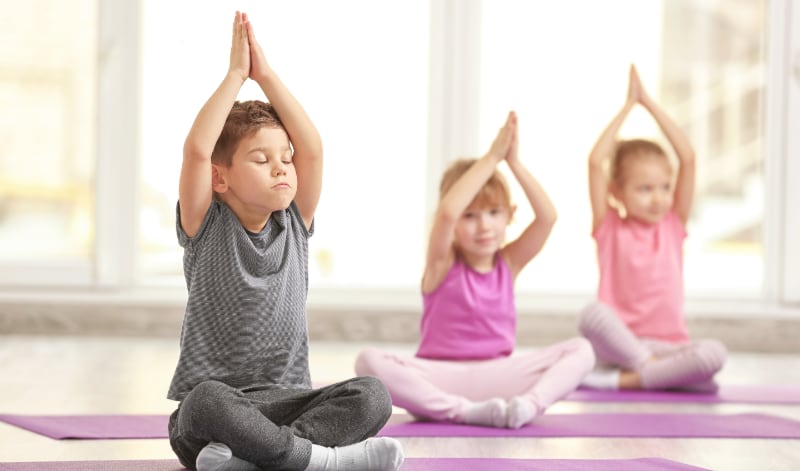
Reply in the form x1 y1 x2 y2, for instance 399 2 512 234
219 197 273 233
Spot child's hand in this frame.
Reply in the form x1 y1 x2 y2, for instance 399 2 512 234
488 112 514 162
504 112 519 164
229 11 250 82
627 64 642 105
245 15 271 83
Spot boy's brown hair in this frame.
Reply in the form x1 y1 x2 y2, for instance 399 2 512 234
610 139 671 185
211 100 285 167
439 158 513 211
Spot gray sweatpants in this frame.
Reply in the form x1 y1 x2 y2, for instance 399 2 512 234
168 376 393 471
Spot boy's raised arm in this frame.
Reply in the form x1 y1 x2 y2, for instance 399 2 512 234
180 12 250 238
246 19 323 231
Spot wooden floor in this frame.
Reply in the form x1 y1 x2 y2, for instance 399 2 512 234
0 336 798 470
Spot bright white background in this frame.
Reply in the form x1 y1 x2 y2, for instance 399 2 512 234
0 0 798 319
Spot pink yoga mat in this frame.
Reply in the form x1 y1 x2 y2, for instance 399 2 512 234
566 384 800 404
0 457 711 471
0 414 168 439
378 412 800 439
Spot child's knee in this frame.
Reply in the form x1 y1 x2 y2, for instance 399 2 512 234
352 376 393 420
578 301 612 337
573 337 597 371
354 348 383 377
182 380 237 419
696 339 727 374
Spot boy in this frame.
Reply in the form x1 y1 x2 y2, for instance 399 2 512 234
167 12 403 471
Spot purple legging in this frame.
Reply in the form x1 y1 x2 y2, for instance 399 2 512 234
579 302 727 390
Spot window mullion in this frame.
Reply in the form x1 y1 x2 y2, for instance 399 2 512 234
779 0 800 304
94 0 142 288
426 0 483 226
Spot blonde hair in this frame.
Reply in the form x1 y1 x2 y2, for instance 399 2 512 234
439 158 512 211
610 139 671 185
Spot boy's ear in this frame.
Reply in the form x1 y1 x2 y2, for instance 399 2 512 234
211 164 229 194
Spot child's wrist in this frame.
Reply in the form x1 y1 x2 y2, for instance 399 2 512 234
226 70 248 85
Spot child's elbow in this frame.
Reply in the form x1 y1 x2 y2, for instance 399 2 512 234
541 208 558 231
436 206 460 226
183 141 207 163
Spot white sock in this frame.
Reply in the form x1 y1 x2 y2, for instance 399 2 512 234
506 396 540 429
580 368 621 390
460 397 507 428
196 442 258 471
305 437 404 471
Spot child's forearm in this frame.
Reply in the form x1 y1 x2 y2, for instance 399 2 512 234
253 69 322 161
641 96 695 164
438 152 501 220
507 159 556 227
184 73 246 160
588 101 634 169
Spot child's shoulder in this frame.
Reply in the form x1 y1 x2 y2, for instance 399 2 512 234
592 207 622 239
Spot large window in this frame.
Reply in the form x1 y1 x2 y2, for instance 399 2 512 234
0 1 96 271
480 0 766 298
0 0 797 315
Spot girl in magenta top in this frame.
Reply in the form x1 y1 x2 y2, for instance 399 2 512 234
579 65 727 392
356 112 595 429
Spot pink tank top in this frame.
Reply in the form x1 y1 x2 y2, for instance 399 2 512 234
594 210 689 342
416 256 516 360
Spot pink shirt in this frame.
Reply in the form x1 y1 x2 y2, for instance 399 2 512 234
594 210 689 342
416 256 516 360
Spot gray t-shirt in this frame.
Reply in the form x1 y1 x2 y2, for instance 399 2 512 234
168 199 313 401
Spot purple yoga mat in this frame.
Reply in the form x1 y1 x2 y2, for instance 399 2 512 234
0 414 168 439
0 460 185 471
566 384 800 404
378 412 800 439
0 458 711 471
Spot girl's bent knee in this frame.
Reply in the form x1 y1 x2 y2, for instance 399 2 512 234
573 337 597 369
697 340 727 374
578 302 612 336
354 348 382 377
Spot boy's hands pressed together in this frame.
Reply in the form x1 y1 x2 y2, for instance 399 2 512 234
229 11 251 83
246 18 271 83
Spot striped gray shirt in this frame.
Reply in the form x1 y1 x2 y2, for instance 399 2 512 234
168 200 313 401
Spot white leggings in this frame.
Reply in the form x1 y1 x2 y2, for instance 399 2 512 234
579 301 728 390
354 337 595 422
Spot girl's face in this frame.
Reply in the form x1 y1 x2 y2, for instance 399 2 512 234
454 201 510 266
613 156 674 225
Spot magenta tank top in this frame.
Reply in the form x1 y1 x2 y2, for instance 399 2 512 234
416 256 516 360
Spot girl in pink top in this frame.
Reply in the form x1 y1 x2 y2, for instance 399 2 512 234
356 112 594 429
580 65 727 391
